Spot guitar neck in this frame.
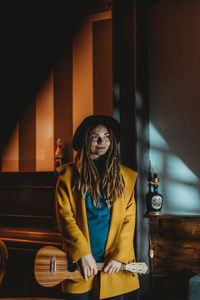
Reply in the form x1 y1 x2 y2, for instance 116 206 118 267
96 262 126 271
72 259 146 274
96 262 105 271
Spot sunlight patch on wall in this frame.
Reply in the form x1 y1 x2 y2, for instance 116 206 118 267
166 181 200 214
166 154 199 184
149 122 200 215
149 123 169 150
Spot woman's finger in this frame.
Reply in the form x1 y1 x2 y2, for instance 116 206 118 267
104 260 122 273
114 266 120 273
87 267 91 277
108 265 115 274
93 264 98 275
105 263 112 273
103 262 111 273
83 268 88 281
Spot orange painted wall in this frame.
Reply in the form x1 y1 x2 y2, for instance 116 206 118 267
36 72 54 171
72 11 112 134
0 11 112 172
73 19 93 134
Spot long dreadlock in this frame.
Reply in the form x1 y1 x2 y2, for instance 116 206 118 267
72 125 125 207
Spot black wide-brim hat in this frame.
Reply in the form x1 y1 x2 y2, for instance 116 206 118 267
72 115 120 151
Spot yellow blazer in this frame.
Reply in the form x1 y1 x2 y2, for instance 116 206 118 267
56 162 140 299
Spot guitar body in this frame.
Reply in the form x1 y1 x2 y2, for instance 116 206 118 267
34 246 83 287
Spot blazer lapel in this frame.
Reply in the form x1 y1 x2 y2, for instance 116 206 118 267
77 195 91 248
104 195 125 254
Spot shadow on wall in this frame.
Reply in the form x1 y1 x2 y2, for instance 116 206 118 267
150 122 200 215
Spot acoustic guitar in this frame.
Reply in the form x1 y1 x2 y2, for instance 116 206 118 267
34 246 148 287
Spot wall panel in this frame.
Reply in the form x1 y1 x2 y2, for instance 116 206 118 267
54 45 73 163
93 18 113 116
19 97 36 171
1 124 19 172
36 72 54 171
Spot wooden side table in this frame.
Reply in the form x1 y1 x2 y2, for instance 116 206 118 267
147 214 200 300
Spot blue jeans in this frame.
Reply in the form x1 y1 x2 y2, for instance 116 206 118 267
64 290 124 300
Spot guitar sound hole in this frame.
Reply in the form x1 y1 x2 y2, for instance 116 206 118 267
67 261 78 272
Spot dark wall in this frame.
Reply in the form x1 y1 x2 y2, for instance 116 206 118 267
149 0 200 214
135 0 150 298
134 1 200 297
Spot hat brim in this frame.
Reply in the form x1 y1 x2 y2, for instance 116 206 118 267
72 115 120 151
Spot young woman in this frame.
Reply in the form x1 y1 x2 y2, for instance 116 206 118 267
56 115 139 299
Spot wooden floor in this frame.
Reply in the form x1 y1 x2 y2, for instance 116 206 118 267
0 292 188 300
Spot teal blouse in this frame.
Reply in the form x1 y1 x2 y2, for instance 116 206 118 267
85 160 111 262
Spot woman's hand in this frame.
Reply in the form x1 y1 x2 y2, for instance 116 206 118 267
80 254 98 281
103 259 122 274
